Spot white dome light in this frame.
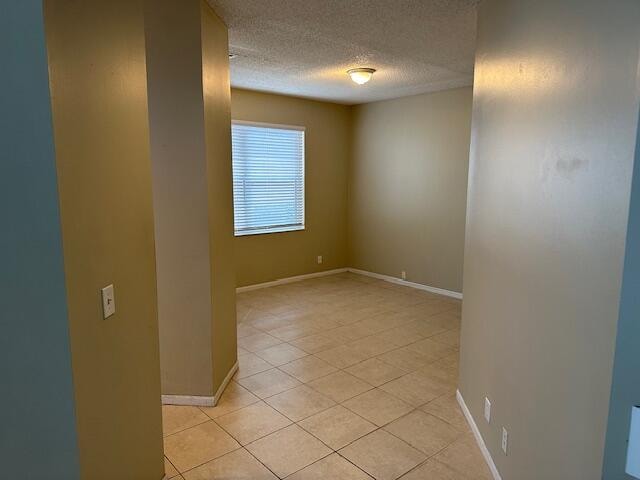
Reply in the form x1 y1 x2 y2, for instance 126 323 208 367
348 68 376 85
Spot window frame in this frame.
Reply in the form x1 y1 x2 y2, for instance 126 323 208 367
231 120 306 237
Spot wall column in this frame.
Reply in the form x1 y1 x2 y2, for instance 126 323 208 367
44 1 165 478
145 0 237 402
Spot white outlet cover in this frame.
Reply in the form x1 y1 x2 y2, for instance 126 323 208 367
484 397 491 423
502 427 508 454
101 284 115 319
401 271 406 280
317 255 323 264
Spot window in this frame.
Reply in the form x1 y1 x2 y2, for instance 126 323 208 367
231 121 305 236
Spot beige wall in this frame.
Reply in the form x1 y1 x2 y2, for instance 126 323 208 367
201 2 238 392
349 88 472 293
145 0 236 397
231 89 351 286
232 87 471 291
459 1 640 479
145 0 214 397
45 1 164 478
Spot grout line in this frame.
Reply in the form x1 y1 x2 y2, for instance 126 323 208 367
333 450 377 479
243 445 288 479
163 455 180 479
211 400 294 447
162 416 213 439
285 449 374 479
171 444 243 477
263 393 336 424
395 436 463 478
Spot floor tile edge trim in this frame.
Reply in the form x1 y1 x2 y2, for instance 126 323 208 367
347 268 463 299
456 389 502 480
236 268 349 292
213 360 240 406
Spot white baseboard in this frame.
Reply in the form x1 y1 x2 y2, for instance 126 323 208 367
347 267 463 300
161 394 215 407
161 361 239 407
236 268 348 292
235 266 463 300
456 389 502 480
213 360 239 405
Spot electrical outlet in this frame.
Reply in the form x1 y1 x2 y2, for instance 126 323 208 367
484 397 491 423
317 255 323 264
101 284 115 319
502 427 509 454
401 270 406 280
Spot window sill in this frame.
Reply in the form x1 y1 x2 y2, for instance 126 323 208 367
235 225 305 237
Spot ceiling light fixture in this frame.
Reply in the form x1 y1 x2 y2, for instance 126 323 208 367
348 68 376 85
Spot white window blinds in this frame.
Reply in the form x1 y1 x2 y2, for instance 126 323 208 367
232 121 305 236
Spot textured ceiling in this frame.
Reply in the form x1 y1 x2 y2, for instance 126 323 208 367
207 0 479 105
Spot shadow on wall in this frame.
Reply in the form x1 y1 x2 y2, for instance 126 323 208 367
603 105 640 479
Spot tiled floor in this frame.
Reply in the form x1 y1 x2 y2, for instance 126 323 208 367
162 272 492 479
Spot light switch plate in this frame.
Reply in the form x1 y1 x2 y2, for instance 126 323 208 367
101 284 115 319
